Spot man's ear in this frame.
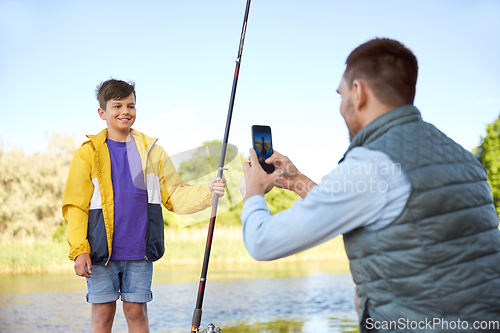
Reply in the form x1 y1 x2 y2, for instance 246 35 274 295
98 108 106 120
351 79 368 112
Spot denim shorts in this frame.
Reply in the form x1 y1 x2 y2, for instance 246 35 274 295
86 260 153 304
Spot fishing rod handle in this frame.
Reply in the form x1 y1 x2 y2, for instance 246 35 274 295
191 308 203 332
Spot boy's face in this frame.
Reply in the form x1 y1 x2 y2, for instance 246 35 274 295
98 93 136 135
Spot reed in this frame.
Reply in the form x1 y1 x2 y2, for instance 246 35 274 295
0 226 348 275
0 241 72 275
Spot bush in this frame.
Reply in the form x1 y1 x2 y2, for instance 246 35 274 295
473 113 500 217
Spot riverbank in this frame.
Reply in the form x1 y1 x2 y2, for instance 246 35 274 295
0 261 358 333
0 226 349 275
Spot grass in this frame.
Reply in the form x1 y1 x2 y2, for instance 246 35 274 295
0 241 73 275
162 226 348 264
0 226 349 275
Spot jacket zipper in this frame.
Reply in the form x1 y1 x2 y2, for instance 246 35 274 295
144 138 158 262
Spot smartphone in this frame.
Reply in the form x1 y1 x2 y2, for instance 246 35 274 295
251 125 275 173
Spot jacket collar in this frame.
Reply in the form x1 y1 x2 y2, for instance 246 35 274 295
86 128 108 147
339 104 422 163
86 128 157 150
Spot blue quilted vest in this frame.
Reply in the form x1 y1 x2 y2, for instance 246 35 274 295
342 105 500 332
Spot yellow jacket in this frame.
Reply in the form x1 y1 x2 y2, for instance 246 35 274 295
62 129 213 264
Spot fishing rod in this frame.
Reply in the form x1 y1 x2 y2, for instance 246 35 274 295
190 0 252 332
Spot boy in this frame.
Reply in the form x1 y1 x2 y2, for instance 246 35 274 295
62 79 225 332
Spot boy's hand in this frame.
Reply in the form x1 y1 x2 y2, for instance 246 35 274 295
209 177 227 197
74 253 92 278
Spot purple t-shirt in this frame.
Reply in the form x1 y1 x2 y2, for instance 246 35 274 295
107 137 148 260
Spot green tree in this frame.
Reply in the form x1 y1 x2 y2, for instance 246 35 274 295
265 187 301 215
474 113 500 217
163 141 244 227
0 133 76 241
177 141 238 181
164 141 300 227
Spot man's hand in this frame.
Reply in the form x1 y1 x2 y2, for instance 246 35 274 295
241 148 280 202
265 150 301 191
74 253 92 278
209 177 227 197
266 150 317 199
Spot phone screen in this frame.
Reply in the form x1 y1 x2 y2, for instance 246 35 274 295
252 125 274 173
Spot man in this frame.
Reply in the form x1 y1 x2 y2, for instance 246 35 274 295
240 38 500 332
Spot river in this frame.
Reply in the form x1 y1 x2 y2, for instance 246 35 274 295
0 261 358 333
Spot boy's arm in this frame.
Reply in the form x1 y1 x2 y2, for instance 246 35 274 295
62 147 94 261
158 151 213 215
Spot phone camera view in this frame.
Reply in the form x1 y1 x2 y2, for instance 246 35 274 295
254 133 272 161
252 125 274 173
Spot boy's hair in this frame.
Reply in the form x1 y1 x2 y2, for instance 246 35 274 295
96 79 136 110
344 38 418 107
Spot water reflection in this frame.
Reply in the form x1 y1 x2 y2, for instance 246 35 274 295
0 262 358 333
222 317 358 333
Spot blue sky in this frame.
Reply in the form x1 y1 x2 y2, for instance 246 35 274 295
1 0 499 182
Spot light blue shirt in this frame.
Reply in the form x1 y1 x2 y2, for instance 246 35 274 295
241 147 411 261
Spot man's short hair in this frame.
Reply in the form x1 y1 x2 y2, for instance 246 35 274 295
96 79 136 110
344 38 418 107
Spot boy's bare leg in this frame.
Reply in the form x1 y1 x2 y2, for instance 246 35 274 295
123 301 149 333
91 302 116 333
